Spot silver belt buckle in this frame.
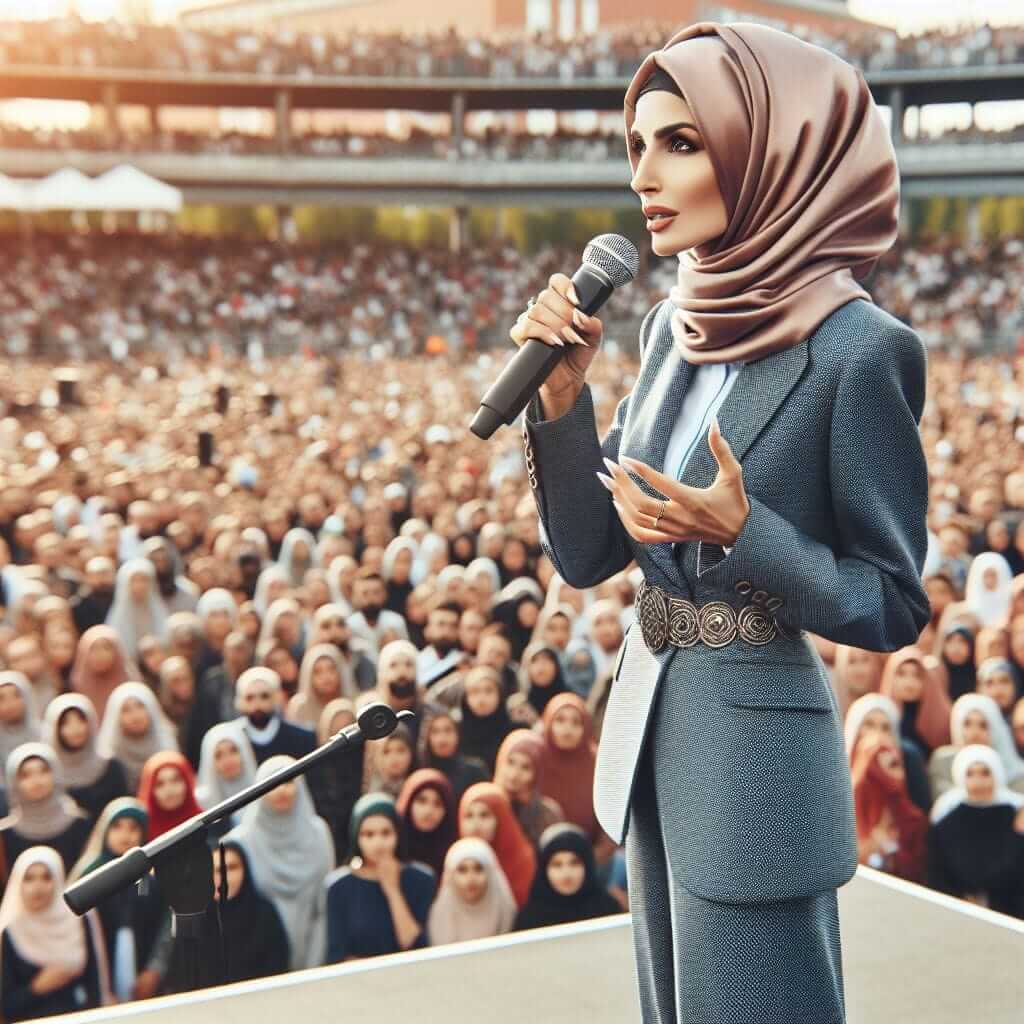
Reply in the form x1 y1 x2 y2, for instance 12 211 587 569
634 580 785 652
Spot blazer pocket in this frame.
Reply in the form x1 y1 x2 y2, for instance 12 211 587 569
717 661 833 712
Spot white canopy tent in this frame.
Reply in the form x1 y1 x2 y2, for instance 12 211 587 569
88 164 183 213
27 167 102 211
0 173 31 211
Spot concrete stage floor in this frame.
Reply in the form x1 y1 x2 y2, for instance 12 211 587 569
51 866 1024 1024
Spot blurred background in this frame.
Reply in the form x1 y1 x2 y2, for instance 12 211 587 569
0 1 1023 1017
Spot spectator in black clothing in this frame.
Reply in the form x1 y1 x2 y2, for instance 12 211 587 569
200 630 255 722
0 846 110 1020
232 667 315 764
70 557 116 636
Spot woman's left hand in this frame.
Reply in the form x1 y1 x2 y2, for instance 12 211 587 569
596 416 750 547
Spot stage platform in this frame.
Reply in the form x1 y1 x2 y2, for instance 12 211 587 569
51 866 1024 1024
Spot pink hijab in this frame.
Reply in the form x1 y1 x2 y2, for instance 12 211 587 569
623 21 900 365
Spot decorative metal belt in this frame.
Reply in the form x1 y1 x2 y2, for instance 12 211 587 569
634 579 796 652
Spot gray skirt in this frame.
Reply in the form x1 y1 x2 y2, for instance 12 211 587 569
625 731 847 1024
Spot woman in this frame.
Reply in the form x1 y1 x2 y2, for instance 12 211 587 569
457 665 515 775
843 693 931 812
536 693 598 840
513 823 621 932
68 626 136 722
194 721 258 841
0 673 41 786
156 656 222 771
395 768 458 880
426 836 517 946
850 734 928 884
286 643 356 729
42 694 130 827
306 698 363 857
67 799 168 1003
136 752 202 842
937 622 978 702
458 782 535 909
0 846 111 1020
515 22 930 1023
105 559 168 661
362 722 416 800
878 646 951 759
494 729 564 849
0 744 91 888
96 682 180 793
926 744 1024 915
322 792 435 963
161 840 289 993
226 755 334 970
416 708 488 805
515 642 570 719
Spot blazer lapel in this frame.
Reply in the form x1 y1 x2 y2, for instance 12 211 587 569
678 339 810 582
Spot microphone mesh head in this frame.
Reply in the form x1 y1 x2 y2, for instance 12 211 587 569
582 234 640 288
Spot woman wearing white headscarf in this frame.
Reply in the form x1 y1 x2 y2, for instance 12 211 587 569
426 836 517 945
0 744 92 887
194 721 258 842
381 537 417 616
277 528 318 588
926 745 1024 915
410 533 449 587
252 565 291 618
843 693 932 812
226 755 334 969
0 845 111 1020
42 694 130 827
105 559 168 660
963 551 1014 629
286 644 357 729
0 673 41 786
96 682 179 793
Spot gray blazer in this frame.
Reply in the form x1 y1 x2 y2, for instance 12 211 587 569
521 295 931 904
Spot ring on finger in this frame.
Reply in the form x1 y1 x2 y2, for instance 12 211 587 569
651 499 667 528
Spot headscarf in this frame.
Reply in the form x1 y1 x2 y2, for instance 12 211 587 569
878 646 951 752
67 797 148 884
977 656 1022 705
457 670 514 774
195 721 258 811
362 722 416 800
288 644 357 728
315 697 357 745
850 733 928 876
937 622 978 701
69 625 135 722
963 552 1014 629
277 528 318 587
227 755 334 969
517 643 570 717
0 671 42 784
43 693 109 789
537 694 598 838
426 837 517 945
2 742 86 840
196 588 239 632
253 565 290 617
458 782 536 909
949 693 1024 785
0 846 101 978
930 744 1024 824
514 823 620 930
623 21 899 365
137 751 202 840
395 769 458 880
96 681 180 792
843 692 901 757
105 558 169 659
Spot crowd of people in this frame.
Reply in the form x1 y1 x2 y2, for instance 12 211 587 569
1 15 1021 79
1 233 1022 369
2 120 1023 161
0 220 1022 1015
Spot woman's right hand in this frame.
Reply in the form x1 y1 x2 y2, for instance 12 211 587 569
31 964 79 995
510 272 603 409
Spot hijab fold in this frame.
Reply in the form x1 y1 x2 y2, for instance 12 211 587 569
623 21 899 365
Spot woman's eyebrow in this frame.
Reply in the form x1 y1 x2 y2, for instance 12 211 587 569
630 121 699 140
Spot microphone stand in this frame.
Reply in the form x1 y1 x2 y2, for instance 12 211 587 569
63 702 414 992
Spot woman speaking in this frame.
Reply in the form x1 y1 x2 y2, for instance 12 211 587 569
511 21 931 1024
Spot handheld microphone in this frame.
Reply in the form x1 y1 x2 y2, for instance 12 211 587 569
470 233 640 440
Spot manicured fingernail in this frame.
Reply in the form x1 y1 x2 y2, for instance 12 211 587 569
567 284 580 305
572 308 586 329
549 333 565 347
562 324 587 346
595 472 613 489
602 456 618 475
